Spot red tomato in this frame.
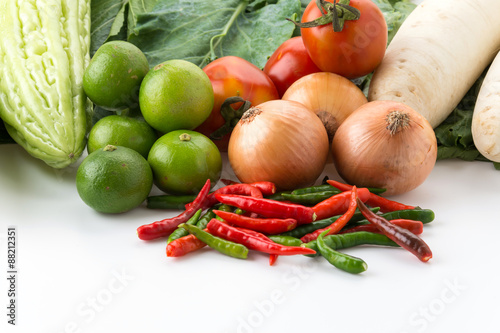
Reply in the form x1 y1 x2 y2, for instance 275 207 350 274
300 0 387 79
196 56 279 151
263 36 322 97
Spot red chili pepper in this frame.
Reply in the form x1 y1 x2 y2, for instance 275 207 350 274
166 233 207 257
207 219 316 256
247 181 277 196
137 179 211 240
207 223 291 265
233 226 270 240
340 219 424 235
213 184 264 219
312 187 370 220
230 225 283 264
213 210 297 234
326 179 353 192
186 183 264 210
366 194 416 213
220 179 277 197
214 193 316 224
301 187 358 243
356 198 432 262
327 179 415 212
216 183 263 198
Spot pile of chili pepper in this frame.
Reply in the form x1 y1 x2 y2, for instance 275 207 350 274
136 177 435 274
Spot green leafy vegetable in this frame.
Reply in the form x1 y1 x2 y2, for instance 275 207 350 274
90 0 157 57
435 108 474 150
299 0 309 11
296 0 416 41
128 0 301 68
90 0 128 56
371 0 416 44
433 70 500 169
127 0 158 38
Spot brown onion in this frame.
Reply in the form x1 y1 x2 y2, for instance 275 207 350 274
331 101 437 196
228 100 329 190
282 72 368 143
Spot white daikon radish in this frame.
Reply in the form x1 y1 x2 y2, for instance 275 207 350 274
472 52 500 162
368 0 500 128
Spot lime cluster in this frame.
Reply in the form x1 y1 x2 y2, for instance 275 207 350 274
77 41 222 213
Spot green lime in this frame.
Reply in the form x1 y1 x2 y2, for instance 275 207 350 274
76 145 153 213
87 115 157 158
83 41 149 110
139 59 214 133
147 130 222 194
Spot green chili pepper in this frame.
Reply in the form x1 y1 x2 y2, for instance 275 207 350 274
343 208 435 231
281 191 338 205
233 208 245 215
291 184 340 195
265 191 292 201
167 209 203 244
167 205 221 244
146 194 197 210
366 187 386 194
180 223 248 259
325 179 387 195
304 231 399 257
280 207 380 238
381 208 434 223
215 204 233 221
195 209 217 230
317 230 368 274
268 235 302 247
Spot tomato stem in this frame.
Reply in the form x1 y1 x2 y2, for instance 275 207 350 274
210 96 252 140
288 0 360 32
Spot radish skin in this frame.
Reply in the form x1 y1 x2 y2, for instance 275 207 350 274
368 0 500 128
472 52 500 162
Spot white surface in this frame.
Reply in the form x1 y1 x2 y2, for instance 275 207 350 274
1 143 499 333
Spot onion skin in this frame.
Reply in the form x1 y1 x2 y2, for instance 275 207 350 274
331 101 437 196
228 100 329 191
282 72 367 143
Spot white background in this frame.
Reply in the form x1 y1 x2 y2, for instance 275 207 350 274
3 0 500 332
2 144 499 333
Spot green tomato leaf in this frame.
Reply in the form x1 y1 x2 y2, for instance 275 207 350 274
128 0 301 68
